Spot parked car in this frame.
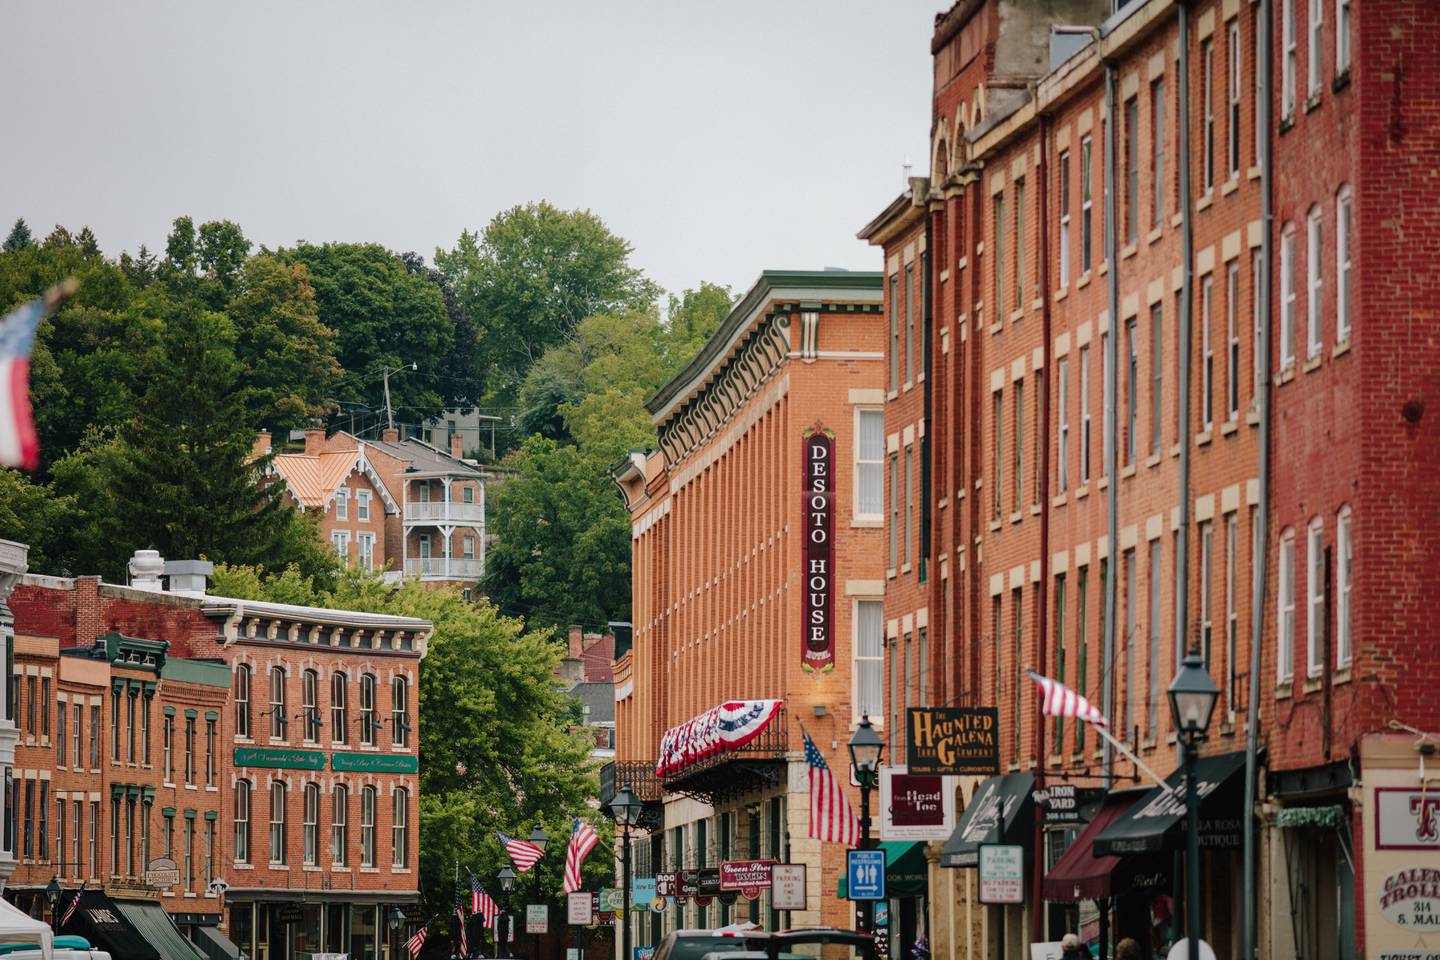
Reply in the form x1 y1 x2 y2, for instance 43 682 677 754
653 928 769 960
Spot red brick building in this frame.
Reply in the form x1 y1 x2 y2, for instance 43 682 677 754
610 270 886 946
861 1 1440 958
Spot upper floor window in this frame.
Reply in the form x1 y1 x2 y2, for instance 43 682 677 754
269 667 287 740
1307 205 1324 359
1336 185 1352 341
334 488 349 521
1280 224 1297 369
1336 506 1353 667
235 665 251 739
302 669 321 743
1278 528 1297 683
332 785 349 866
331 672 349 745
303 783 320 866
1227 19 1241 179
854 601 883 723
856 410 883 522
357 489 370 522
1308 0 1324 96
360 786 376 868
1306 517 1325 677
392 788 410 868
1336 0 1351 73
1282 0 1298 118
360 674 377 746
269 781 287 865
234 780 251 865
392 676 410 749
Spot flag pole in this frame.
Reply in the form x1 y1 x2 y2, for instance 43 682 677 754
1088 724 1177 796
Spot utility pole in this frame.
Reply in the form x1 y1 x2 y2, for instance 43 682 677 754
383 363 417 433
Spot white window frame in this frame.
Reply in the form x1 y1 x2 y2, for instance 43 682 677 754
1253 249 1265 404
1225 512 1239 716
234 780 250 865
1281 225 1297 369
1306 517 1325 677
331 530 350 560
1254 4 1265 162
1058 149 1072 289
332 785 349 866
1202 275 1215 431
1307 206 1323 359
334 487 349 521
360 786 376 868
331 672 348 745
1228 18 1242 180
1308 0 1323 96
1079 346 1092 484
1283 0 1298 118
1336 505 1352 668
357 488 370 521
1336 0 1351 73
269 781 286 865
1200 521 1214 668
1336 185 1352 342
1057 356 1070 493
303 782 319 866
235 664 251 740
302 669 320 744
462 535 475 560
392 787 409 868
853 599 884 724
1227 260 1241 421
357 532 375 571
1202 39 1215 195
392 676 410 748
854 407 884 522
269 666 286 741
1080 137 1094 273
360 674 376 746
1278 528 1296 683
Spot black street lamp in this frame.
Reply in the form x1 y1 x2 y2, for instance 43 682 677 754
527 824 549 853
497 865 518 960
387 907 406 960
609 789 642 960
847 716 884 936
44 877 60 931
1168 651 1220 960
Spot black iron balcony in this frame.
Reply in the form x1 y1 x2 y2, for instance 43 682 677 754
657 704 789 805
599 760 664 831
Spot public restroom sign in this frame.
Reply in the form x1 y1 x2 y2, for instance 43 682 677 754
802 425 835 673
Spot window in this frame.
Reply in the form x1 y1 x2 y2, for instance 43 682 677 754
72 702 82 769
1015 178 1027 305
88 703 98 768
204 819 215 893
109 688 118 761
904 444 915 564
1150 304 1163 454
1102 332 1113 476
1278 528 1297 682
1281 225 1297 368
40 677 49 740
1126 318 1138 465
855 601 883 721
1054 574 1067 745
1059 149 1071 289
72 800 81 877
234 780 251 864
56 797 64 874
1202 276 1215 430
332 785 349 865
38 781 47 861
269 667 286 740
335 487 349 521
1014 379 1025 511
994 192 1007 317
184 817 194 892
1228 19 1242 178
360 787 376 867
185 717 196 784
1226 513 1240 714
1253 249 1265 400
1336 506 1352 667
357 533 375 571
1057 357 1070 493
1200 522 1215 668
357 488 370 521
888 452 900 568
392 676 410 748
1336 185 1352 341
889 275 900 391
392 788 410 867
1227 261 1241 421
1283 0 1297 118
1012 589 1023 757
1124 550 1136 737
856 409 884 520
461 535 474 560
303 669 320 743
1336 0 1351 72
1081 136 1094 272
108 795 116 875
269 782 287 864
140 693 149 765
331 672 349 744
57 703 66 767
1254 4 1265 163
206 719 216 786
360 674 377 746
1125 97 1139 243
1307 206 1323 358
1148 540 1162 736
163 715 174 782
1151 80 1165 228
235 665 251 739
1203 40 1215 194
88 802 97 879
905 263 916 383
1307 518 1325 677
25 675 34 737
463 485 474 504
1079 346 1092 484
992 391 1004 520
126 688 136 762
165 812 174 857
1076 566 1089 752
1309 0 1323 96
331 531 350 560
303 783 319 866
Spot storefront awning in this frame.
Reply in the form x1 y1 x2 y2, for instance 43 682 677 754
940 771 1035 868
191 923 243 960
112 900 207 960
1093 750 1248 856
836 841 928 897
61 890 160 960
1042 792 1172 902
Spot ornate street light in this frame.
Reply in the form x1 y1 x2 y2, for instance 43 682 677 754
609 789 642 960
45 877 61 931
848 716 885 936
496 866 517 959
1168 651 1221 960
527 823 549 854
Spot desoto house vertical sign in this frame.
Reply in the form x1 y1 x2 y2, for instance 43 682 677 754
802 426 835 672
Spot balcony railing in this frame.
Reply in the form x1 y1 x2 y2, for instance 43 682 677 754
657 704 789 805
405 501 485 524
404 557 483 580
599 761 665 831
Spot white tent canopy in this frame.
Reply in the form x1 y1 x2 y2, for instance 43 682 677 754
0 896 53 960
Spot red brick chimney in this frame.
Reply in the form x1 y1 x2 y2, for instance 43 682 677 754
253 430 272 457
450 431 463 460
383 428 400 442
304 428 326 455
568 624 583 659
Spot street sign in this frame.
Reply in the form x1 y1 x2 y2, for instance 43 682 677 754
978 844 1024 904
567 892 593 926
567 950 581 960
770 864 807 911
846 849 886 900
525 904 547 934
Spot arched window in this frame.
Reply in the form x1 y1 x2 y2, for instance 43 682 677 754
360 674 377 746
331 672 348 745
269 781 287 865
332 785 349 866
235 665 251 740
392 787 409 867
391 676 410 748
302 670 320 743
303 783 319 866
360 786 376 868
269 667 287 740
233 780 251 864
1277 527 1296 683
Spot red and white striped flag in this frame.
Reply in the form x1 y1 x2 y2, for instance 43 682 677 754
563 817 599 893
804 729 859 846
405 926 427 959
59 884 83 928
0 298 46 471
1029 670 1108 726
469 870 499 926
497 829 544 873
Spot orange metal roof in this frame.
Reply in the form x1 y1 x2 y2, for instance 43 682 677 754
271 451 361 508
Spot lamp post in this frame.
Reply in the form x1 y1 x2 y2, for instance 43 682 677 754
609 789 642 960
44 877 60 931
524 825 548 960
388 907 406 960
1168 651 1220 960
847 716 884 937
498 866 517 960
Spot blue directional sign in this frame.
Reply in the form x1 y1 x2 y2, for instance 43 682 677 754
846 849 886 900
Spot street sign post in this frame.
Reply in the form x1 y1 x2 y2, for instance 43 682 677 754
770 864 807 911
567 892 593 925
977 844 1024 904
526 904 548 934
846 849 886 901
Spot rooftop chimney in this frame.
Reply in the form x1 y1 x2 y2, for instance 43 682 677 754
165 559 213 597
253 430 272 457
450 431 463 460
129 550 165 591
383 428 400 442
568 624 583 659
304 428 326 456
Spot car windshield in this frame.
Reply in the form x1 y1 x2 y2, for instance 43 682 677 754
771 937 872 960
670 937 764 960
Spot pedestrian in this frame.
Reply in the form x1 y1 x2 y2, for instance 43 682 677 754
1114 937 1142 960
1060 933 1086 960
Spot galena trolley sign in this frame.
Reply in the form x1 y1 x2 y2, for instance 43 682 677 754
802 424 835 672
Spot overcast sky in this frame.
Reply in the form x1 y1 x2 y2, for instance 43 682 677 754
2 1 939 300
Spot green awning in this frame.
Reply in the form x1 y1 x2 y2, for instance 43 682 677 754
112 900 207 960
837 841 928 898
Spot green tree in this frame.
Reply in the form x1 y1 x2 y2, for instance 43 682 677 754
0 468 78 574
662 281 733 362
4 219 34 252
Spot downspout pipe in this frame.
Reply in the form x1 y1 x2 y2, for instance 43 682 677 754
1176 1 1195 676
1243 0 1275 954
1102 60 1121 791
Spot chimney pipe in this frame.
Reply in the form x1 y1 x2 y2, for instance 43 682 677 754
383 428 400 443
450 431 463 460
568 625 583 659
304 428 326 456
254 431 272 457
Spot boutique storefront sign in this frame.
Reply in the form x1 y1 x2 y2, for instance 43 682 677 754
802 426 835 672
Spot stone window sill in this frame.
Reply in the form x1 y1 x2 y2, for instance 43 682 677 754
1222 177 1240 197
1147 225 1164 245
1334 665 1353 685
1010 308 1026 324
1055 287 1069 302
901 563 912 575
1248 165 1262 182
1221 419 1239 437
1145 453 1161 469
1121 243 1138 261
1100 258 1109 276
1196 430 1213 447
1053 493 1069 509
1077 273 1092 290
988 520 1002 533
1333 338 1352 358
1196 194 1214 213
1276 364 1296 385
1247 409 1261 426
1275 680 1294 700
1303 354 1323 373
1120 464 1137 480
1305 91 1323 114
990 322 1004 336
1303 677 1324 694
1075 485 1089 500
1333 69 1351 93
1009 511 1023 526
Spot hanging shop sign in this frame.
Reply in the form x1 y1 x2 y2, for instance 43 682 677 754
801 425 836 673
331 752 419 773
655 873 675 897
233 747 325 771
977 844 1025 904
696 867 722 896
906 707 1000 775
655 700 783 777
771 864 807 911
880 768 956 840
143 857 180 888
1379 867 1440 930
719 860 776 897
1376 789 1440 849
1033 784 1105 825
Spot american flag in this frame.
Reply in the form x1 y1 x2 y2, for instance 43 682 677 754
455 876 468 958
804 729 859 845
1029 670 1108 726
468 869 499 926
0 298 46 471
405 926 427 960
496 829 544 873
59 885 83 928
562 817 599 894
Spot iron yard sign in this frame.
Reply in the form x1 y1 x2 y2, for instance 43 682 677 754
906 707 1000 775
802 425 835 673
